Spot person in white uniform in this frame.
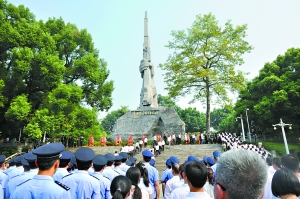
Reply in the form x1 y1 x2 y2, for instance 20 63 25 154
183 160 212 199
164 163 182 199
170 163 189 199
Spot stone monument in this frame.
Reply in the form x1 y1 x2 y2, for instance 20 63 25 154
109 11 185 141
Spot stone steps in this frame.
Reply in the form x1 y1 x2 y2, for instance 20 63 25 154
68 144 223 177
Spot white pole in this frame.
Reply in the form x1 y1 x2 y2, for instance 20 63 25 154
240 114 246 142
246 109 251 142
280 118 290 154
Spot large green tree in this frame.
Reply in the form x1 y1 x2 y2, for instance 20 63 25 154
0 1 113 140
159 13 252 134
210 108 231 131
234 48 300 136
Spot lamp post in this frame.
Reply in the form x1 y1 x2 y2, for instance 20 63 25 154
245 108 251 143
236 114 246 142
272 118 292 154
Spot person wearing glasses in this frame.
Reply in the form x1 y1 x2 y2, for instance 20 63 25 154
214 149 267 199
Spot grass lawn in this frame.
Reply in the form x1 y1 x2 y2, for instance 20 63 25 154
261 141 300 156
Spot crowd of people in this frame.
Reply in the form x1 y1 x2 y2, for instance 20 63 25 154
0 131 299 199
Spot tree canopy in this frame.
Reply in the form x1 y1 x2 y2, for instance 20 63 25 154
232 48 300 136
159 13 252 134
0 0 113 140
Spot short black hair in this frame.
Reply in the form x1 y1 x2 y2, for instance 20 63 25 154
143 156 151 162
76 159 92 170
93 164 105 172
28 161 38 169
114 161 121 167
272 168 300 197
281 154 299 172
59 159 70 168
179 163 185 178
272 157 281 168
37 158 57 170
106 160 114 167
172 164 180 174
184 161 207 188
23 165 30 172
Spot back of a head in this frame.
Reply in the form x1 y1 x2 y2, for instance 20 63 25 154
111 176 131 199
216 149 267 199
172 163 180 175
281 154 299 172
184 161 207 188
136 162 149 187
272 157 281 169
126 167 142 199
271 168 300 197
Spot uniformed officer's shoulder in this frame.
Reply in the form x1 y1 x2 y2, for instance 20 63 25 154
91 175 99 180
103 176 110 181
10 174 20 180
62 173 73 179
55 181 70 191
17 179 31 187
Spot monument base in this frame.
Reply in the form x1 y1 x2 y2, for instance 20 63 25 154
108 106 185 141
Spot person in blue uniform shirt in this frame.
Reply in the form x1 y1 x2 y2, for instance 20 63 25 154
161 159 172 197
102 153 119 181
119 152 130 172
8 152 39 198
53 151 73 182
91 155 111 199
61 147 100 199
5 155 24 198
142 150 160 199
113 156 126 176
0 154 6 185
11 143 71 199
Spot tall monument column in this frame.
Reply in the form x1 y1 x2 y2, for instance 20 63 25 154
139 11 158 108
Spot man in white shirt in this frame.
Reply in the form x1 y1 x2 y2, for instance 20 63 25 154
161 140 165 151
135 142 140 154
144 137 148 148
139 139 144 149
170 164 189 199
164 163 182 199
167 136 171 149
183 161 212 199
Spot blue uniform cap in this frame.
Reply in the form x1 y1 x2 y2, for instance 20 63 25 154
15 156 23 164
0 154 6 163
75 148 95 162
207 157 215 165
8 158 15 164
150 159 155 166
169 156 180 164
60 151 74 160
115 156 122 162
142 150 153 157
166 159 171 167
32 143 65 158
93 155 107 166
105 153 116 161
203 156 207 163
24 152 36 162
119 152 128 159
130 157 137 163
21 157 29 166
125 160 132 166
213 151 221 158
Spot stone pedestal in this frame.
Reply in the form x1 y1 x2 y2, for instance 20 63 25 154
109 106 185 141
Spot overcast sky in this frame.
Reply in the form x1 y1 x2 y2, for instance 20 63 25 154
8 0 300 118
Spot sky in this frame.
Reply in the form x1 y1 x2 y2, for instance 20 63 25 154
8 0 300 118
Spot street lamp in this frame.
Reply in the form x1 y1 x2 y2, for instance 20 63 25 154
236 114 246 142
273 118 292 154
245 108 251 143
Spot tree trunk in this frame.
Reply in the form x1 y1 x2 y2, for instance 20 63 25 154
206 81 211 135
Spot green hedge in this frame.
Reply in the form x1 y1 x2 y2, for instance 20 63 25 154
262 141 300 156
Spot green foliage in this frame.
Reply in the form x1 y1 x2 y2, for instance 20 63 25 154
159 13 252 134
101 106 130 135
0 1 113 139
180 107 206 132
263 142 300 157
234 48 300 135
210 108 231 130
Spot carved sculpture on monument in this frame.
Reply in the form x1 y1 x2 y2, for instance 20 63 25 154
108 11 185 141
157 134 162 142
142 134 147 142
116 134 121 146
184 133 190 145
88 136 94 147
128 134 134 146
100 136 106 147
